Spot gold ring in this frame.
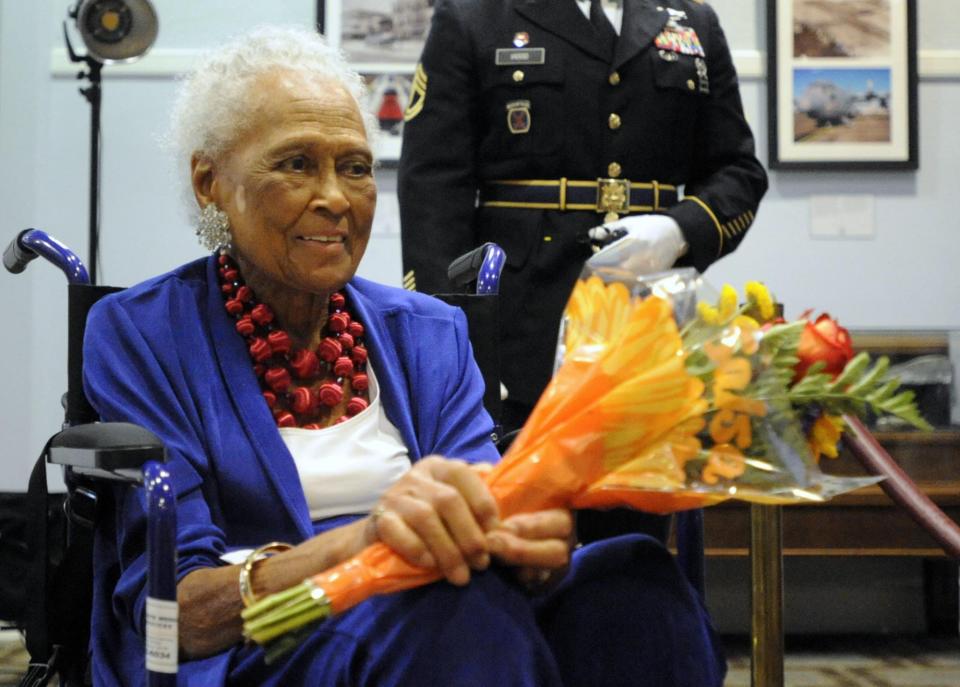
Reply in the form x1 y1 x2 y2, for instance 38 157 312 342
370 505 387 526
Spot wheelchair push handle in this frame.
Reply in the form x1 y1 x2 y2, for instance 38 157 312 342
4 228 90 284
446 242 506 295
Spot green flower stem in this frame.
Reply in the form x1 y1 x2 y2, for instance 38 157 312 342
242 581 333 646
241 580 309 620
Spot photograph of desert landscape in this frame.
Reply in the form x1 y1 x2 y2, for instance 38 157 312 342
793 0 891 58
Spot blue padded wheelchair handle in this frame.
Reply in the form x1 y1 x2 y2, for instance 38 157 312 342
3 228 90 284
446 242 506 295
475 243 506 295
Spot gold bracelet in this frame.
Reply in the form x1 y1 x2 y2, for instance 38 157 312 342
238 541 292 608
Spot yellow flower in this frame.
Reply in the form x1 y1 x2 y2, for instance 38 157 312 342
718 284 738 320
808 414 845 462
697 302 721 325
732 315 760 355
745 281 775 321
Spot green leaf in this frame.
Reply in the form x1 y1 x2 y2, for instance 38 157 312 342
846 356 889 396
828 352 870 391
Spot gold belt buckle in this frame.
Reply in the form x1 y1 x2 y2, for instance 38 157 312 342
596 178 630 223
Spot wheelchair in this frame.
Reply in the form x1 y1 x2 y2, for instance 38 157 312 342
2 228 709 686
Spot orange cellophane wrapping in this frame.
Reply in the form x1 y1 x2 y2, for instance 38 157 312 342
309 285 709 616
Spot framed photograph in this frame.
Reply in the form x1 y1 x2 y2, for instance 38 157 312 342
318 0 433 68
318 1 432 161
767 0 918 170
363 72 413 161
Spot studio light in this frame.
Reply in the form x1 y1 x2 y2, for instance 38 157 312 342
73 0 158 64
63 0 158 284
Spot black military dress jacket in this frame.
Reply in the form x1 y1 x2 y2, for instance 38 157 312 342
399 0 768 407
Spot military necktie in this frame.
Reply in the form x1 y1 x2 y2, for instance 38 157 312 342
589 0 618 62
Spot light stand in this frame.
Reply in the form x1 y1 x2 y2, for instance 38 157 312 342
64 26 103 284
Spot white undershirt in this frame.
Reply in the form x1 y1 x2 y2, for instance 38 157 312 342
575 0 624 34
280 364 411 521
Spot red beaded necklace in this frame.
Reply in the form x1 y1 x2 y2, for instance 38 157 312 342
217 251 369 429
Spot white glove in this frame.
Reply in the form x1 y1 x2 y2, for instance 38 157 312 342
586 215 688 274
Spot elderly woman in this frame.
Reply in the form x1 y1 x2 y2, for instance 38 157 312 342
83 26 724 687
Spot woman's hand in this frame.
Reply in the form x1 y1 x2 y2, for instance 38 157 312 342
486 509 574 591
365 456 500 586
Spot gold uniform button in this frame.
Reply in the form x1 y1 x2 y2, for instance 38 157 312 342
687 79 695 90
607 162 622 177
513 70 525 82
608 71 621 86
608 113 622 130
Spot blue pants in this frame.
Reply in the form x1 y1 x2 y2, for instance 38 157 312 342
228 535 725 686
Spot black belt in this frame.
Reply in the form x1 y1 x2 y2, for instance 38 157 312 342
479 178 679 219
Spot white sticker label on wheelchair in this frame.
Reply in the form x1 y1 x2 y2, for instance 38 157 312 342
146 596 179 673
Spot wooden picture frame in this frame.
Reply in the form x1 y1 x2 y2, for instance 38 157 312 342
767 0 918 170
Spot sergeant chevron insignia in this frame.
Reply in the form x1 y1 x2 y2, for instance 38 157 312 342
404 64 428 122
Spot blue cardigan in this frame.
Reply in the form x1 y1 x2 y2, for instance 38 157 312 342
82 255 500 686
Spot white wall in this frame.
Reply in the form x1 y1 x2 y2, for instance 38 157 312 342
1 1 958 490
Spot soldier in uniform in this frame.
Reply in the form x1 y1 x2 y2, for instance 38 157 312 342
399 0 768 433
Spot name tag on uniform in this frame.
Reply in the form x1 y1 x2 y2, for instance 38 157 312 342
495 48 546 66
654 25 705 57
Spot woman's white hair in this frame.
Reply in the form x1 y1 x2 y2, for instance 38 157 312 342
168 25 378 219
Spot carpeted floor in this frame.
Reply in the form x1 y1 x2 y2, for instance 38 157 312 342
723 635 960 687
1 630 958 685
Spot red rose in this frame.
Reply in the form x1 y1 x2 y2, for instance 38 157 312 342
794 313 854 381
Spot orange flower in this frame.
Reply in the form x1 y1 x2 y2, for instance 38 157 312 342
713 357 766 417
808 414 844 462
795 313 854 381
701 443 746 484
709 407 752 449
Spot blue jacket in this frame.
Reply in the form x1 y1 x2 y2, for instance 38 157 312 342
83 255 499 686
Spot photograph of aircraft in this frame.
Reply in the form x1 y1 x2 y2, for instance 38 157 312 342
340 0 434 64
793 68 891 142
793 0 890 58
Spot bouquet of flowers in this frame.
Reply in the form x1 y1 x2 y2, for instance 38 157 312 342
242 265 928 654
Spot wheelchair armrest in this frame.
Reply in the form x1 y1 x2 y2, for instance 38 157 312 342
48 422 166 483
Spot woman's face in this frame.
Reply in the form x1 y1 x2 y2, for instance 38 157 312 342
209 70 376 297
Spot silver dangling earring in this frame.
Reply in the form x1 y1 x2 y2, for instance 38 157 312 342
196 203 232 251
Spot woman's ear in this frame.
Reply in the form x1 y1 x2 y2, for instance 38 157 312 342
191 153 218 208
